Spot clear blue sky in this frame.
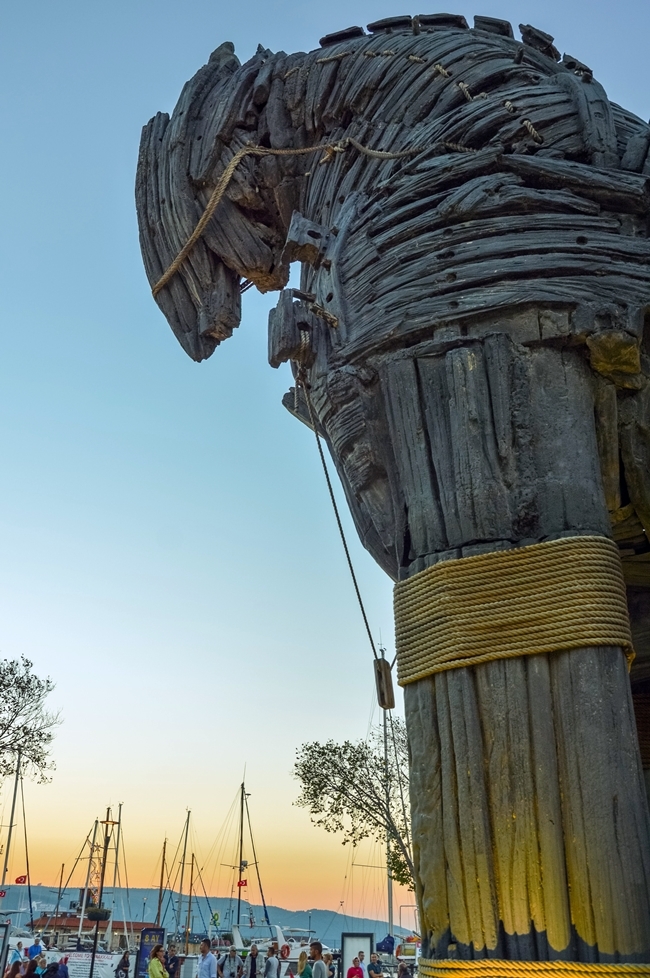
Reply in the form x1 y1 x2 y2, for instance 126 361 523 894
0 0 648 912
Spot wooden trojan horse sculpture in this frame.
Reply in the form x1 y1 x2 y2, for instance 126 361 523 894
136 15 650 971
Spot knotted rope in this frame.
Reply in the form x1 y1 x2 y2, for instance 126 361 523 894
419 959 650 977
151 138 474 298
394 535 634 685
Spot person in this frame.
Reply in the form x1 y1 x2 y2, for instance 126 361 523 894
23 963 38 978
367 955 382 978
5 963 21 978
322 955 334 978
166 947 179 978
42 963 59 978
243 946 259 978
297 953 311 978
35 956 47 976
115 953 130 978
148 946 169 978
396 964 411 978
27 941 41 961
8 944 23 966
217 947 243 978
198 940 218 978
346 959 362 978
309 943 326 978
57 960 69 978
357 953 367 978
263 949 279 978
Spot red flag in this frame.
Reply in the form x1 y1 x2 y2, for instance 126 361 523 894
0 890 6 898
14 876 26 884
236 879 247 888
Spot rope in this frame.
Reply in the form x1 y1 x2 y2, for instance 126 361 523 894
419 960 650 977
150 138 474 297
298 376 379 662
394 535 634 686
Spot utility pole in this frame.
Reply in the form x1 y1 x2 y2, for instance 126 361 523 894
89 808 117 978
1 751 21 887
381 655 394 942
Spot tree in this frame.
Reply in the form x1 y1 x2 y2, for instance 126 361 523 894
0 657 58 781
294 717 414 889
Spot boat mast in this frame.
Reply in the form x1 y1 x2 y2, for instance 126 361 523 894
185 854 194 954
89 808 116 978
1 750 21 887
78 819 99 945
244 793 273 938
20 776 34 932
104 803 122 949
237 782 244 927
53 863 65 933
156 838 167 927
177 811 190 939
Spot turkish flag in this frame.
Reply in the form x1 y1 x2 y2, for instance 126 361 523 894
236 879 247 888
0 890 6 898
14 876 26 884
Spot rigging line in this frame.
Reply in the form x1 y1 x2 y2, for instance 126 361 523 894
205 790 240 894
388 712 412 860
192 880 209 935
244 793 273 937
37 825 95 935
194 862 215 921
119 827 136 943
19 778 34 932
300 377 379 661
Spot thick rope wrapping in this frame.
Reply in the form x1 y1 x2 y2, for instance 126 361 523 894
419 959 650 977
394 535 634 686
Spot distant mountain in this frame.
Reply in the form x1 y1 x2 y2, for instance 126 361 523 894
0 886 410 944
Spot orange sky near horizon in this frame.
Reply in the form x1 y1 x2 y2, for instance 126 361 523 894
6 773 414 928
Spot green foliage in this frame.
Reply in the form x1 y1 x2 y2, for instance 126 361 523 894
0 657 59 781
294 718 414 889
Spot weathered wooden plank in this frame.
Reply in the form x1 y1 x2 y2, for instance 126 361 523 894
380 357 447 561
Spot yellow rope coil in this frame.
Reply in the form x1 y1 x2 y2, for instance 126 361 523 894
419 958 650 977
394 535 634 686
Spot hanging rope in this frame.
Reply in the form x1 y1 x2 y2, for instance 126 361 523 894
151 137 474 298
299 376 379 662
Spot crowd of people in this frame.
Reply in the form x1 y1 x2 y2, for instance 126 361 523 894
3 939 69 978
147 940 342 978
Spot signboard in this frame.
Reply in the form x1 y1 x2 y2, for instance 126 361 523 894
340 934 374 978
67 953 115 978
136 928 166 978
